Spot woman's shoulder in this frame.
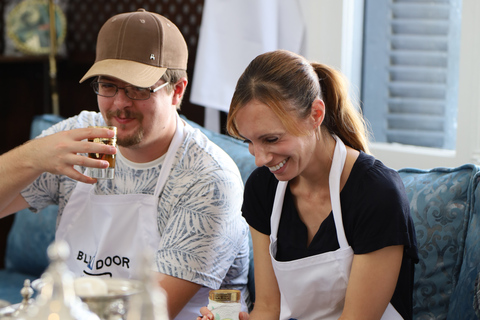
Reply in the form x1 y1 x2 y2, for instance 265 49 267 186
351 152 404 190
345 152 408 210
246 166 275 185
246 166 284 197
242 166 278 234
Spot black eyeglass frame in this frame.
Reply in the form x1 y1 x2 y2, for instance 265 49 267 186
90 81 169 100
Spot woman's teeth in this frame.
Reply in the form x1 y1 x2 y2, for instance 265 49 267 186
268 159 287 172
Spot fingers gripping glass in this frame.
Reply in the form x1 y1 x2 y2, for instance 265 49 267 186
91 81 169 100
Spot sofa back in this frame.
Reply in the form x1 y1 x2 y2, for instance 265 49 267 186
399 165 480 319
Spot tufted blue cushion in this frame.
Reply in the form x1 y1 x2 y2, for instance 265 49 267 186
446 172 480 319
4 207 57 276
181 116 256 184
398 165 479 320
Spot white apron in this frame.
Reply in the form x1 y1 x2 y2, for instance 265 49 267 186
269 136 402 320
56 115 185 279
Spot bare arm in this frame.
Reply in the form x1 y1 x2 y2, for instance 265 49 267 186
247 227 281 320
0 127 116 218
340 245 404 320
199 227 281 320
156 272 202 319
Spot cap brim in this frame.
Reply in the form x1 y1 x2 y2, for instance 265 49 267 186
79 59 167 88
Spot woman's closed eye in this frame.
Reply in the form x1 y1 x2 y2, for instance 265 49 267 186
264 137 279 143
241 136 279 144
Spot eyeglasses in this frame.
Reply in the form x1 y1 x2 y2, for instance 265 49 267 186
91 81 169 100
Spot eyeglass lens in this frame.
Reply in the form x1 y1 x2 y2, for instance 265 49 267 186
93 82 151 100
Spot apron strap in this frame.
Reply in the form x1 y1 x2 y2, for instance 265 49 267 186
153 114 185 197
330 135 349 248
271 181 288 241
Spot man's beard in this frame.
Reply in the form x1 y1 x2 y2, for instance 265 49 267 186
105 109 144 147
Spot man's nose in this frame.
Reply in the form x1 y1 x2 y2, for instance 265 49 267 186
113 87 133 106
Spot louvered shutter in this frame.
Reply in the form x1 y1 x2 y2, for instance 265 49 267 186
361 0 462 150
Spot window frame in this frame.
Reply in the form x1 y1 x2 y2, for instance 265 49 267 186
301 0 480 170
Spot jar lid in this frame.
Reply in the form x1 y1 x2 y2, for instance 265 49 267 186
208 289 241 303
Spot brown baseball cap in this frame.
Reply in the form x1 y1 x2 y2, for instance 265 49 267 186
80 8 188 87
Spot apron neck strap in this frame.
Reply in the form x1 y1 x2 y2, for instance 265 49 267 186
153 114 185 197
329 135 349 248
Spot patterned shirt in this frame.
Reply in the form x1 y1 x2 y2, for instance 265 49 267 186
21 111 250 303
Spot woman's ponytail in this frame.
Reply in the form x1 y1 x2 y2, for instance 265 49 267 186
312 63 371 153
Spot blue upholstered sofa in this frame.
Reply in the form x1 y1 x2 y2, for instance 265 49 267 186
1 114 480 319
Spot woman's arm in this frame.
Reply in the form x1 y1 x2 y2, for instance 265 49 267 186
197 227 281 320
340 245 404 320
247 227 281 320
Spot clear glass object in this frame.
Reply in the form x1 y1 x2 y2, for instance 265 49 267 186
22 240 100 320
207 289 241 320
86 126 117 180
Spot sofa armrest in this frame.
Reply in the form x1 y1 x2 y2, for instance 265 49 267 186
398 164 479 319
446 170 480 319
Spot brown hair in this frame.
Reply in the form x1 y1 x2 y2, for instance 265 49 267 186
162 69 188 110
227 50 370 153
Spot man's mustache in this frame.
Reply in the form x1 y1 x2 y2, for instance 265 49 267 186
106 109 142 120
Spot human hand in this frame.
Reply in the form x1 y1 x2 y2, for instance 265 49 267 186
196 306 250 320
26 127 116 184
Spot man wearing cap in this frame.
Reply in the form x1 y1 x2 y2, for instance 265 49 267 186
0 9 250 319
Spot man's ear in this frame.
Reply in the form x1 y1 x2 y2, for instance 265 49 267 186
311 99 326 129
171 78 188 106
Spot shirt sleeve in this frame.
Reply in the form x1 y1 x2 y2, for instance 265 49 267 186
155 136 249 289
21 111 103 212
343 157 417 257
242 166 277 235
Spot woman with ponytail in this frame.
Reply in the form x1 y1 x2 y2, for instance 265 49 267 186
199 50 418 320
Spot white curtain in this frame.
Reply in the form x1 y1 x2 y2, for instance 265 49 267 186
191 0 305 130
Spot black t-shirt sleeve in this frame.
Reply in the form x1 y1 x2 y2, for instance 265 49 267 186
242 166 277 235
341 154 418 261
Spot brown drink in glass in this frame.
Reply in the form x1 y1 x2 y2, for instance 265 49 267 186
86 126 117 179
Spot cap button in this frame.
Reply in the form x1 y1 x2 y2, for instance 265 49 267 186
137 8 146 12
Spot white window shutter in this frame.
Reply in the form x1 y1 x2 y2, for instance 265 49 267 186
362 0 462 150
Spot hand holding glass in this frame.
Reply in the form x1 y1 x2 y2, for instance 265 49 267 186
85 126 117 179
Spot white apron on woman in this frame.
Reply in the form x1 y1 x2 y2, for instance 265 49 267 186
269 136 402 319
56 115 185 279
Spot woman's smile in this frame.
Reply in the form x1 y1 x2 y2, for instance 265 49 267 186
268 158 288 173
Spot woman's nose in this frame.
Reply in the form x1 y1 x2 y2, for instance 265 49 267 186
251 144 272 167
